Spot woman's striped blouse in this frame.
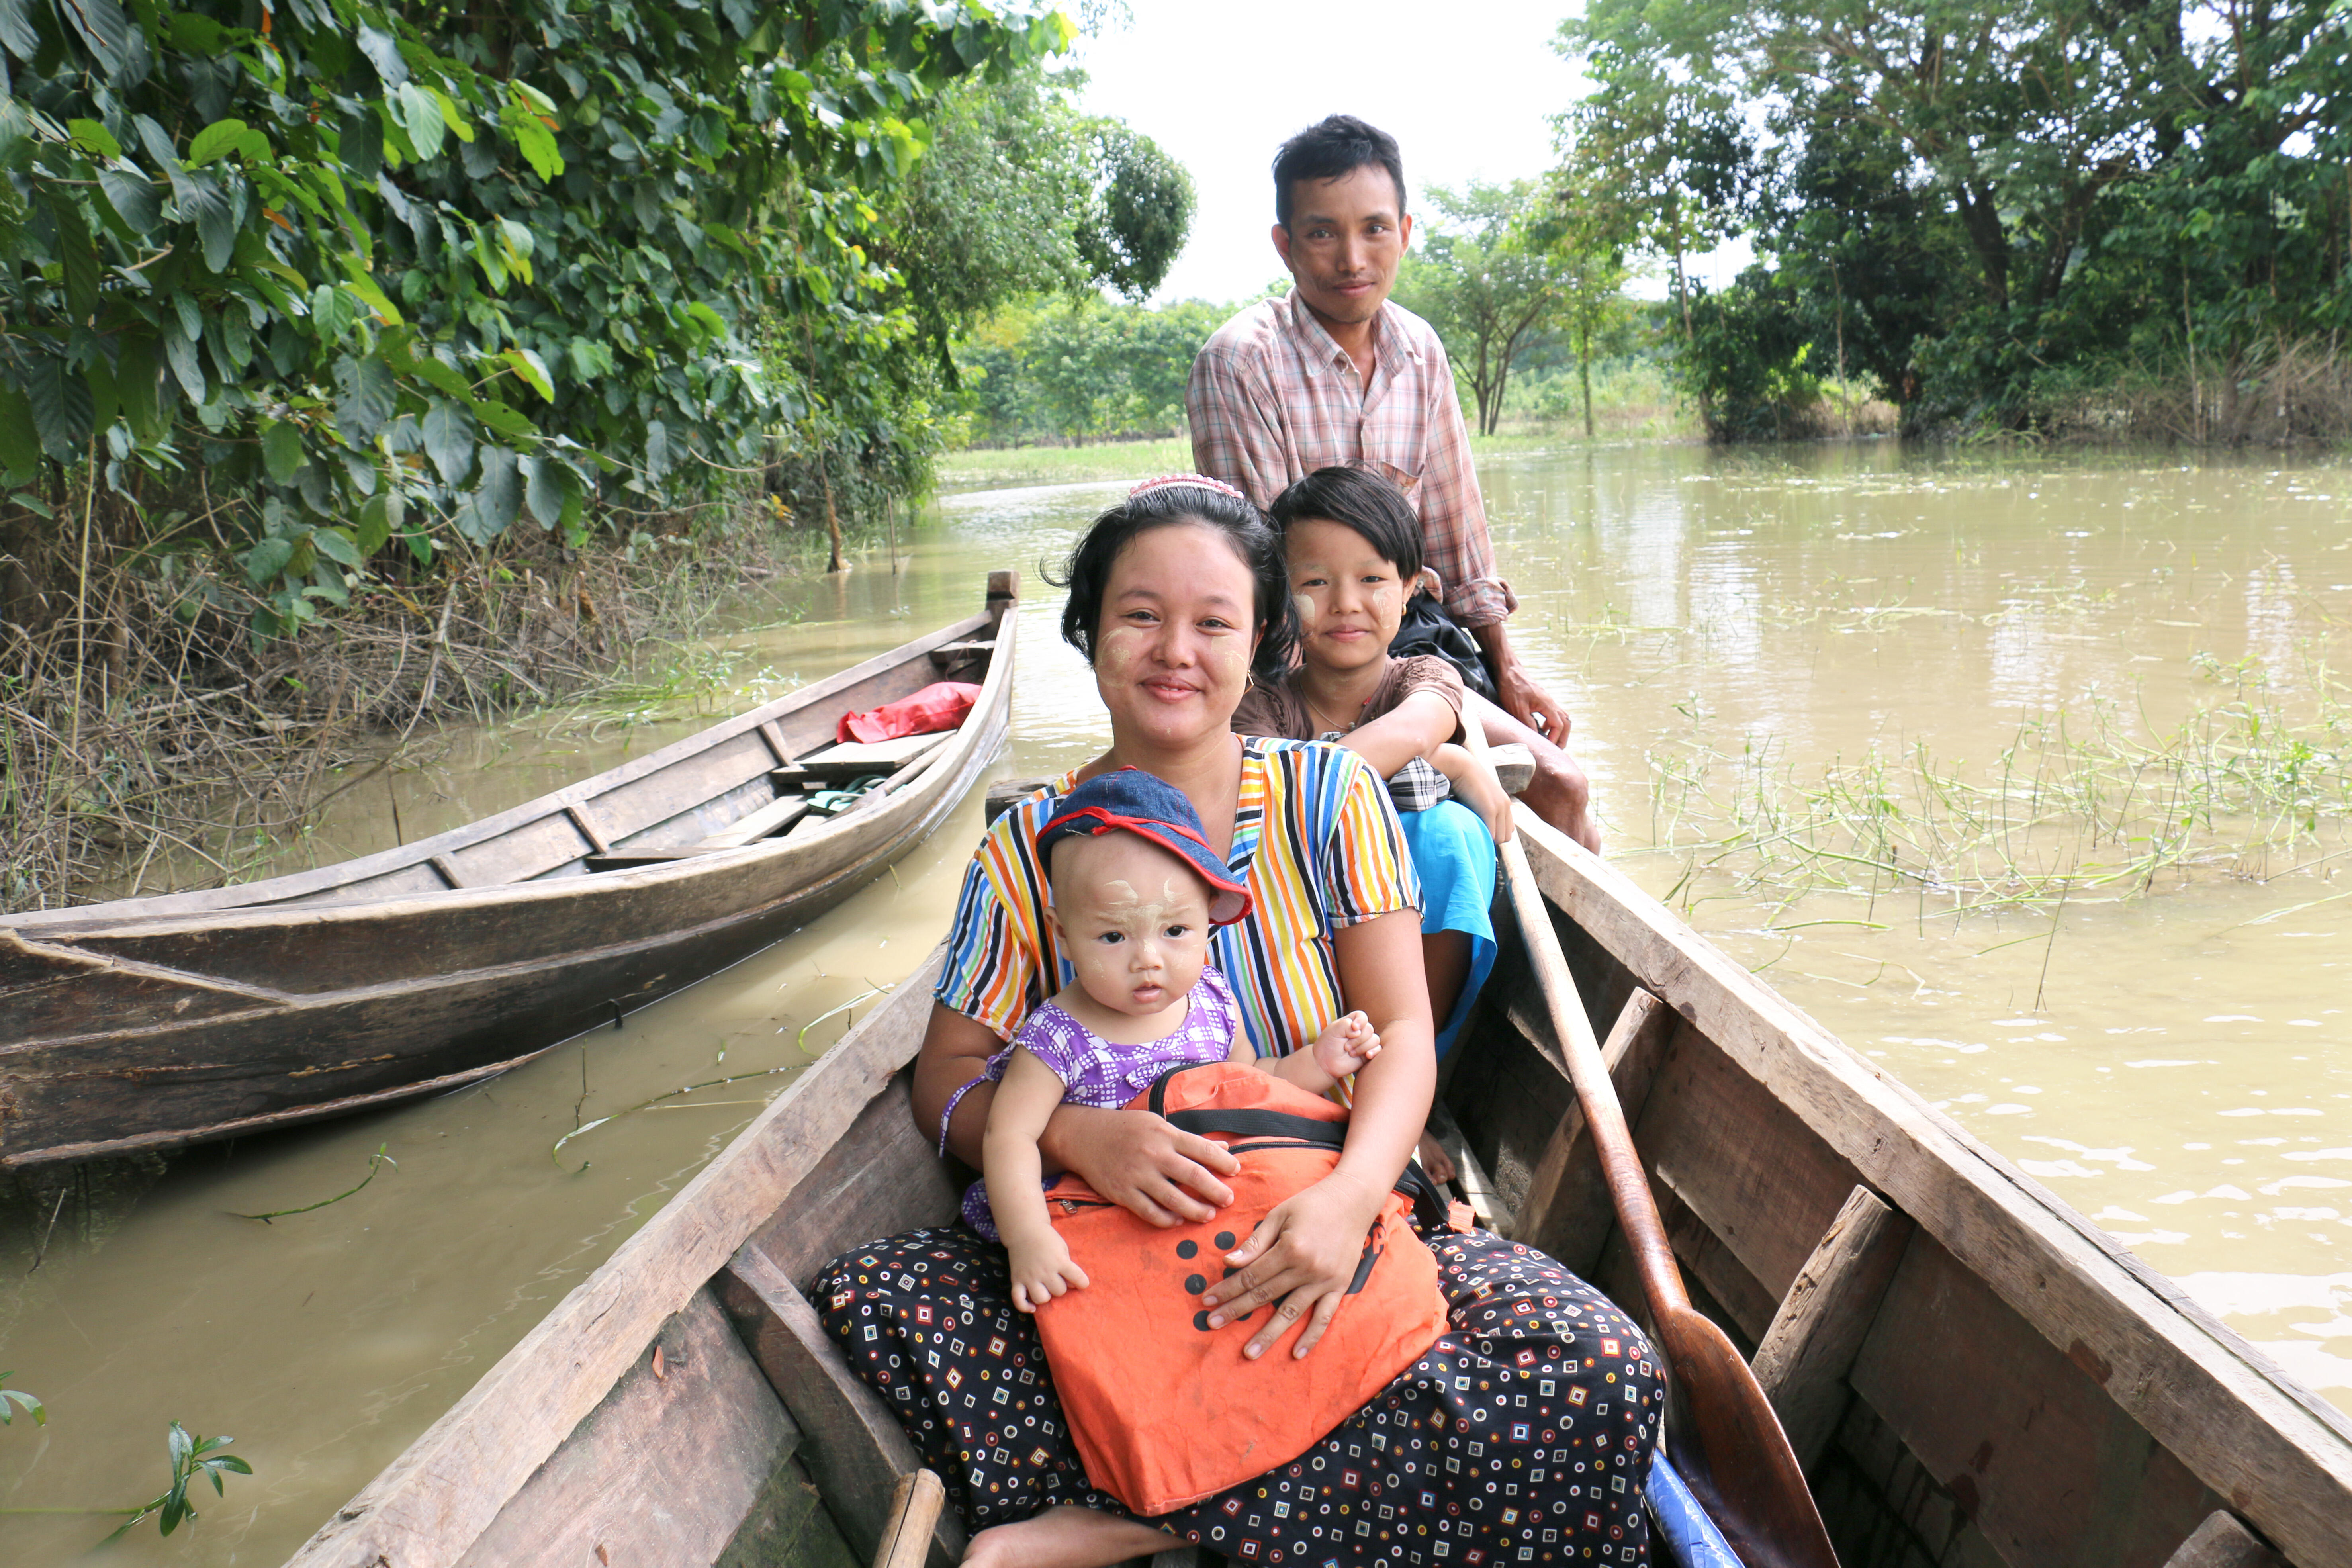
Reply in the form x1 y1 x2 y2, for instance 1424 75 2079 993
935 737 1421 1062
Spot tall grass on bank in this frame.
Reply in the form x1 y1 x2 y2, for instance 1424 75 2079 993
1640 652 2352 926
0 488 813 916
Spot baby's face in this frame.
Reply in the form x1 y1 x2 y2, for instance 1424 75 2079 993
1050 832 1214 1019
1285 517 1412 676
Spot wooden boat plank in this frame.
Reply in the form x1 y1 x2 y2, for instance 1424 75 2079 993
742 1074 964 1288
2163 1512 2286 1568
1510 985 1673 1275
15 606 996 927
1514 820 2352 1566
1751 1186 1915 1472
696 794 812 850
281 952 941 1568
722 1241 962 1568
454 1286 802 1568
1851 1229 2224 1568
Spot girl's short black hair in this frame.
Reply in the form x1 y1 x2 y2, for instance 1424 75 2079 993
1266 466 1424 582
1048 480 1298 682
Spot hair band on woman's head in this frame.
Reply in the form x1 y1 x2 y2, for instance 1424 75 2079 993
1127 473 1246 503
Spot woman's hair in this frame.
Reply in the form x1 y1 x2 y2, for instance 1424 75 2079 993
1267 466 1424 583
1048 479 1298 681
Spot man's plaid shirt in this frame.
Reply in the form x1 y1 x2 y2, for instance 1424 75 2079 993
1186 289 1515 629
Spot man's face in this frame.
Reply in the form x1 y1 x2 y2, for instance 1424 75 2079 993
1271 163 1413 331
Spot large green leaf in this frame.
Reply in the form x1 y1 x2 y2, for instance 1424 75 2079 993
0 386 40 474
260 419 306 483
186 119 248 167
333 354 397 442
24 353 92 459
49 194 99 322
420 399 475 485
54 0 131 77
472 446 520 536
97 169 161 233
0 0 40 62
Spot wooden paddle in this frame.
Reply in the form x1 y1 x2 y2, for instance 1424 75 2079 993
869 1468 946 1568
1462 707 1840 1568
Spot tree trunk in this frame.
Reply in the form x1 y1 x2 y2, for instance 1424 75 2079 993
820 457 845 574
1577 310 1595 440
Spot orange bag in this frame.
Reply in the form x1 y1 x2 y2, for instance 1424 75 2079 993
836 680 981 744
1031 1060 1451 1516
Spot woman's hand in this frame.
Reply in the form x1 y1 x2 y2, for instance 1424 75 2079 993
1044 1104 1240 1227
1199 1169 1389 1360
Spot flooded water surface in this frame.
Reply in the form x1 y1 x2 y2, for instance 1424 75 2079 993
4 442 2348 1562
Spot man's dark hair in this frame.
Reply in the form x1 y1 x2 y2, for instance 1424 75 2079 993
1268 467 1423 584
1272 115 1406 229
1049 481 1298 682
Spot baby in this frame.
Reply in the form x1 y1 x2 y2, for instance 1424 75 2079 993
968 767 1380 1311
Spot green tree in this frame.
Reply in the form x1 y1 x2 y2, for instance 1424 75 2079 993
0 0 1070 635
1397 181 1573 436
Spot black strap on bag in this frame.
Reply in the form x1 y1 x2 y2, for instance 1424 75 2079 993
1388 593 1497 701
1147 1065 1454 1232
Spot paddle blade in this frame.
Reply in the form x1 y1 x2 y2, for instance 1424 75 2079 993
1657 1306 1840 1568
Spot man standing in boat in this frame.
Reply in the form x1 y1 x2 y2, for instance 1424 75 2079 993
1187 113 1598 849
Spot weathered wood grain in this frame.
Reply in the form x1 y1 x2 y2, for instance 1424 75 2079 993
721 1242 963 1568
1514 818 2352 1567
280 953 939 1568
2161 1512 2285 1568
868 1469 945 1568
454 1287 797 1568
1510 986 1671 1273
1751 1186 1914 1472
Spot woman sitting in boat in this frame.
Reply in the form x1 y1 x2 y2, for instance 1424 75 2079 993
1233 464 1508 1181
818 474 1663 1568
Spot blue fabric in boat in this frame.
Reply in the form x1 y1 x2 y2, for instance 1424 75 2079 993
1394 798 1497 1059
1648 1449 1747 1568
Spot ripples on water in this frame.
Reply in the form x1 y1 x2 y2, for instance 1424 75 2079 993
2 444 2347 1562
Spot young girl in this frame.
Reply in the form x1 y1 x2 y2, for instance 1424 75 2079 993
970 766 1382 1311
1232 465 1507 1177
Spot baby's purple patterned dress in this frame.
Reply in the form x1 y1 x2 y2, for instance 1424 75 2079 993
959 966 1241 1239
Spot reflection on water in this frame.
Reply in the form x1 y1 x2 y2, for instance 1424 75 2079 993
4 444 2349 1563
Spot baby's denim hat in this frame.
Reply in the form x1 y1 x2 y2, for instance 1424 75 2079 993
1037 767 1254 926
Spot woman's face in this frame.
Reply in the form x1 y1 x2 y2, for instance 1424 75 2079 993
1093 521 1260 754
1286 517 1410 677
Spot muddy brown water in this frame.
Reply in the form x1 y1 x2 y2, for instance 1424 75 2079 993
4 443 2348 1563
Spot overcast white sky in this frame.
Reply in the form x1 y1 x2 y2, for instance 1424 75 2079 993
1068 0 1751 305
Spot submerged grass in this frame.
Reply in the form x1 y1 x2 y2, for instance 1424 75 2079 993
1639 648 2352 925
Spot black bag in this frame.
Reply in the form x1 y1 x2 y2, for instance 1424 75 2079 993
1387 592 1497 701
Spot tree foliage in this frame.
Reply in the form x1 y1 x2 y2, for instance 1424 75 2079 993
1397 181 1575 436
954 293 1232 445
1559 0 2352 435
0 0 1071 634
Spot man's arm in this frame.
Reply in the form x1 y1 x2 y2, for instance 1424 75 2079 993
1187 341 1293 508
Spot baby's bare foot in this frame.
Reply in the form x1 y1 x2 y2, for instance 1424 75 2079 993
1417 1128 1458 1186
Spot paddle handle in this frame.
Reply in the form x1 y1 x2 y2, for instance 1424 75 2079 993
871 1468 946 1568
1461 707 1694 1320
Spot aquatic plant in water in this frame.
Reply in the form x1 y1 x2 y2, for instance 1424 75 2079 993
102 1424 253 1541
0 1372 43 1427
1642 650 2352 924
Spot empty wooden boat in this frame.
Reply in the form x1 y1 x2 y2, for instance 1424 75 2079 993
280 808 2352 1568
0 573 1018 1168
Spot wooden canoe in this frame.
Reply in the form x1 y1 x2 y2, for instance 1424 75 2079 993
281 808 2352 1568
0 572 1019 1169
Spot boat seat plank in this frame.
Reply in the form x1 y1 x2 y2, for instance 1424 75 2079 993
694 794 813 851
1850 1228 2223 1568
722 1241 965 1568
927 638 995 669
775 733 953 787
454 1286 803 1568
1509 986 1673 1274
1749 1185 1915 1473
2162 1511 2286 1568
